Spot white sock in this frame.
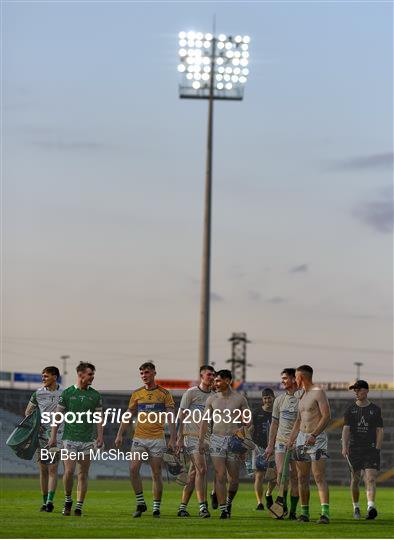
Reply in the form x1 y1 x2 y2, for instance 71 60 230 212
353 502 360 510
367 501 375 509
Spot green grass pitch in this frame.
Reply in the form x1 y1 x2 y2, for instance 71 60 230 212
0 477 393 538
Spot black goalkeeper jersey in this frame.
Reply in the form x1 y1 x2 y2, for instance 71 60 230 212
343 402 383 449
252 409 272 448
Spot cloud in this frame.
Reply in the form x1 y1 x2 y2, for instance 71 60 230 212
336 152 393 171
32 139 109 152
211 292 224 302
290 264 309 274
266 296 287 304
248 290 262 302
353 196 393 234
347 313 377 320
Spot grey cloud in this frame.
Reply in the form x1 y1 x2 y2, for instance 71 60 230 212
353 198 393 234
229 265 245 280
290 264 309 274
211 292 224 302
32 140 109 152
248 290 262 302
266 296 287 304
336 152 393 171
347 313 377 320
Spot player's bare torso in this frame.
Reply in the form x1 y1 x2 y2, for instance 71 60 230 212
207 390 249 436
298 387 325 433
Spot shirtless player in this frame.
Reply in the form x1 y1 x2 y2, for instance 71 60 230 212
198 369 251 519
288 365 331 524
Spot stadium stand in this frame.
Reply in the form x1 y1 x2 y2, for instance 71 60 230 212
1 388 393 484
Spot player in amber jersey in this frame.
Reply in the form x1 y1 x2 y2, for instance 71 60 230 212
115 362 176 518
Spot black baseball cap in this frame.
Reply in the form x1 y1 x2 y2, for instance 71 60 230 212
262 387 275 397
349 380 369 390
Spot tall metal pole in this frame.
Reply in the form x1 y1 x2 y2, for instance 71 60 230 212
198 30 216 369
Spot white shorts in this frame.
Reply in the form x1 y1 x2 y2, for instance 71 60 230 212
184 436 209 456
62 440 95 455
37 433 62 450
209 434 239 461
274 441 288 454
295 432 328 461
36 436 62 464
131 437 166 458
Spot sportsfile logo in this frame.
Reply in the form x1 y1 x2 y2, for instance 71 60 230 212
41 407 251 426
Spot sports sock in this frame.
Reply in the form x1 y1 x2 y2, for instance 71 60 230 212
301 505 309 517
136 492 145 505
290 495 299 514
179 503 187 511
42 494 48 505
219 504 227 513
226 490 237 505
265 494 273 507
76 501 83 511
65 495 72 504
153 500 161 512
352 502 360 510
321 503 330 518
367 501 375 509
46 491 55 503
199 501 208 511
283 489 288 509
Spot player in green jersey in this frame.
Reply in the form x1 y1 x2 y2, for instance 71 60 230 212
49 362 103 517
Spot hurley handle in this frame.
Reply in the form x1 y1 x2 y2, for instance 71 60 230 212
277 449 291 497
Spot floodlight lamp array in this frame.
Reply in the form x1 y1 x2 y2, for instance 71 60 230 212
177 31 250 97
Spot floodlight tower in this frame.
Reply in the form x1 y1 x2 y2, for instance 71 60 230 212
354 361 363 380
226 332 251 386
177 29 250 370
60 355 70 387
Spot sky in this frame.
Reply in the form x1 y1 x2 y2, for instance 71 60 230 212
2 1 393 391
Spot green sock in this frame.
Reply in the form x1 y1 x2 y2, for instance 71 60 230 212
47 491 55 503
301 505 309 517
283 490 288 509
321 503 330 517
42 494 48 505
290 495 299 514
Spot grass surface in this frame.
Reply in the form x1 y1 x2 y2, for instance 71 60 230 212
0 477 393 538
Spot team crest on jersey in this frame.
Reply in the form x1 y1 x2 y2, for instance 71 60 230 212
358 417 368 427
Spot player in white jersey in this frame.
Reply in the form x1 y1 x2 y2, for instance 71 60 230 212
176 365 215 518
265 368 301 519
25 366 63 512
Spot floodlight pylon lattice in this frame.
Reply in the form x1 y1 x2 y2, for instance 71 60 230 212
178 32 250 100
177 28 250 371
